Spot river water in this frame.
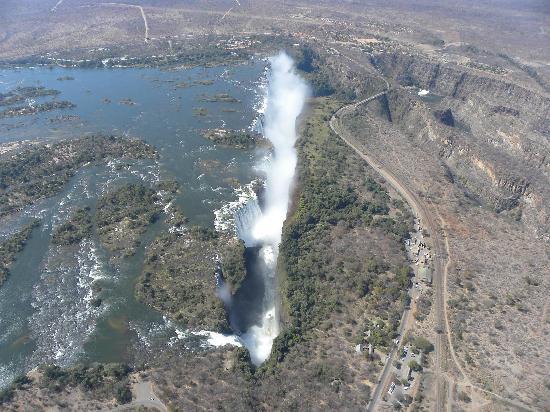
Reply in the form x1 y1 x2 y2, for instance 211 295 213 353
0 61 267 387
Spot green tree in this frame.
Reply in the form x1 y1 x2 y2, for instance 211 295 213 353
408 360 422 372
413 336 434 354
115 383 132 404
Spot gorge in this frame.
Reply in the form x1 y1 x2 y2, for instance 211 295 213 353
231 52 308 365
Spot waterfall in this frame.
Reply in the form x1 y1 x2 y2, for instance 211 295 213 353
233 52 308 365
234 198 263 247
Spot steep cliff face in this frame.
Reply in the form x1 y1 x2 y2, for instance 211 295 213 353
320 43 549 232
372 52 550 169
443 92 549 175
366 81 548 234
371 52 550 114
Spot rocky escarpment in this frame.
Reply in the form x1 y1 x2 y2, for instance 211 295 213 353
364 86 548 234
371 52 550 113
371 52 550 169
359 51 549 235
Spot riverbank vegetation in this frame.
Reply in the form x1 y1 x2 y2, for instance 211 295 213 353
96 183 161 258
0 32 319 72
53 181 178 255
273 97 413 359
52 207 93 246
1 41 251 70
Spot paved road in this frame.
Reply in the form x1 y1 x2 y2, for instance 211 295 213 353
369 307 411 411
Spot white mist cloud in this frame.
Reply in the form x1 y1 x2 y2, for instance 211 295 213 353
252 52 308 248
240 52 308 365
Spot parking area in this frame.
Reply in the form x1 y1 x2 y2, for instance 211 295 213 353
355 217 434 409
405 218 432 284
384 343 423 405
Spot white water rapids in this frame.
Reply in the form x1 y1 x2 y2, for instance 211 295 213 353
235 52 308 364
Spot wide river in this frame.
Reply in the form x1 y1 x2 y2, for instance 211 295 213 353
0 60 267 387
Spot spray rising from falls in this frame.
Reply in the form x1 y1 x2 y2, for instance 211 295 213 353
235 52 308 365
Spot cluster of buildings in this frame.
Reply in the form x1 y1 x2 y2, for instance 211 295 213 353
354 218 434 407
406 218 433 284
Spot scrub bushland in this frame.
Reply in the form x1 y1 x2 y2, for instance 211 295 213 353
0 363 133 408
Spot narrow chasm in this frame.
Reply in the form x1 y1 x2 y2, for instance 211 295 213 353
227 52 308 365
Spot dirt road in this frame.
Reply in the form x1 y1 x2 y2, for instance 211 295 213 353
100 3 149 42
50 0 65 12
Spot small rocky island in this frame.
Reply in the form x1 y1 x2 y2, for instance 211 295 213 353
201 128 270 149
0 86 60 106
199 93 240 103
0 101 75 118
0 86 75 118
